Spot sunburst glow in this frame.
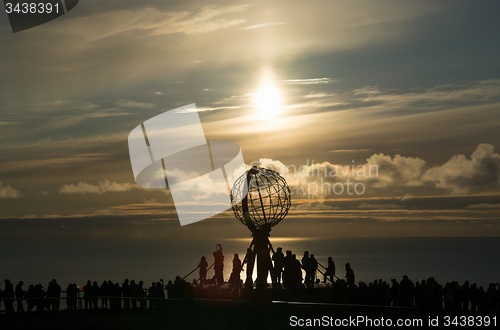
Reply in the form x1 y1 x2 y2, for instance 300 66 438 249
254 84 282 120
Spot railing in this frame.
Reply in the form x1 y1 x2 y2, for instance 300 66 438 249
317 261 340 284
182 262 215 282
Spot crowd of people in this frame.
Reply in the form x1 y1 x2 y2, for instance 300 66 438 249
0 278 188 314
196 245 339 289
1 244 499 314
330 276 500 313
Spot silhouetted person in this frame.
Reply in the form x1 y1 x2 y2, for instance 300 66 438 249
345 263 355 286
285 254 303 289
147 282 155 308
229 253 242 285
244 247 255 287
3 279 15 315
400 275 414 307
26 284 36 312
130 280 138 309
109 282 121 310
90 281 99 309
282 250 293 287
301 251 309 270
165 280 173 299
66 283 78 311
323 257 335 284
83 280 92 309
53 279 61 311
107 281 115 310
122 279 130 309
153 281 165 308
198 256 208 285
462 280 470 311
100 281 109 309
33 284 45 312
470 283 479 311
46 280 56 311
390 278 400 306
213 244 224 285
15 281 25 313
293 254 303 288
305 254 318 286
137 281 146 309
272 247 285 284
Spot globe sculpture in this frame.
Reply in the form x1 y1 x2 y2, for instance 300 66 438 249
231 166 291 288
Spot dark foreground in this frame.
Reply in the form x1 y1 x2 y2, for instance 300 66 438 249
1 285 498 330
0 299 438 330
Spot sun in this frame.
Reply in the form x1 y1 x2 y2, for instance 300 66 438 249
254 84 282 120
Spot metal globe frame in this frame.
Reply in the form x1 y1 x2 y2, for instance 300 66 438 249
230 166 291 288
231 167 291 231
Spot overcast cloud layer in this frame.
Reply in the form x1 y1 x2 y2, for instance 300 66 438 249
1 0 500 239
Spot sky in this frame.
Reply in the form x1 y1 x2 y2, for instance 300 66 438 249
1 0 500 241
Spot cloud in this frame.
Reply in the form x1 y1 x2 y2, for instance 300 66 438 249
281 78 333 85
254 144 500 198
330 149 371 153
292 201 339 211
254 154 426 198
287 79 500 115
352 80 500 113
1 154 108 173
365 153 426 188
0 182 23 199
358 203 402 209
467 203 500 209
174 106 242 113
59 180 141 194
42 5 251 42
423 144 500 194
304 92 337 98
401 194 414 201
242 22 286 30
116 100 155 109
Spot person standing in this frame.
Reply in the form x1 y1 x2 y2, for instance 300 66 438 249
345 263 355 286
229 253 242 285
100 281 109 309
301 251 309 269
52 279 61 311
15 281 25 313
83 280 92 310
4 279 15 315
323 257 336 284
306 254 318 286
66 283 77 311
272 247 285 285
213 244 224 285
137 281 147 309
198 256 208 285
122 279 130 309
244 247 255 287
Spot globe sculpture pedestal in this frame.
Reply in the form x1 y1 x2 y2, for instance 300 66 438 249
231 166 291 289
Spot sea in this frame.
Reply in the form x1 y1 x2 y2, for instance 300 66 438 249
1 237 499 290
